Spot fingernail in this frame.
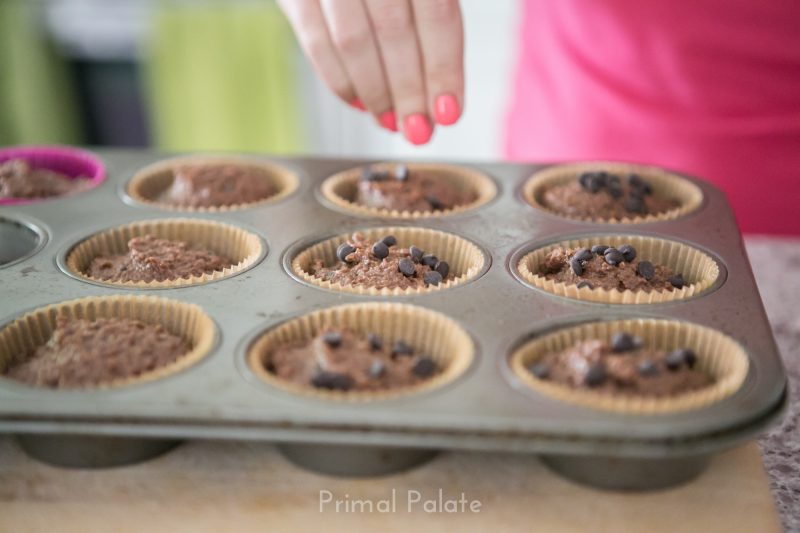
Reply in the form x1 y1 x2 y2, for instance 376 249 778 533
349 98 366 111
434 94 460 125
404 114 433 145
378 110 397 132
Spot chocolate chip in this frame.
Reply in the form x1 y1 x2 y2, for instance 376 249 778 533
322 330 342 348
412 356 437 378
528 362 550 379
573 248 593 262
434 260 450 279
368 333 383 351
611 332 637 353
584 363 607 387
336 243 357 263
576 280 594 289
368 359 385 378
570 257 584 276
311 371 352 391
421 254 438 268
381 235 397 247
579 172 603 193
604 248 624 266
607 179 624 198
398 257 416 277
684 349 697 368
666 348 696 371
426 195 444 210
669 274 685 289
394 164 409 181
591 244 609 255
637 360 659 377
392 340 414 357
424 271 443 286
636 260 655 280
628 173 652 195
409 246 424 261
372 241 389 260
618 244 637 262
624 196 646 214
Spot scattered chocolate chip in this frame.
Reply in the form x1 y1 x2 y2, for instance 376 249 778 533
576 280 594 289
628 173 652 195
368 359 385 378
591 244 609 255
392 340 414 357
579 172 604 193
394 164 409 181
424 271 443 286
426 195 444 210
604 248 624 266
409 246 424 261
322 330 342 348
421 254 438 267
336 243 357 263
570 257 584 276
434 260 450 278
381 235 397 247
607 179 624 198
618 244 637 262
368 333 383 351
584 363 607 387
611 332 637 353
372 241 389 260
637 360 660 377
528 362 550 379
573 248 593 262
311 371 352 391
684 349 697 368
398 257 416 277
636 260 655 280
624 196 646 214
666 348 696 371
412 356 437 378
669 274 685 289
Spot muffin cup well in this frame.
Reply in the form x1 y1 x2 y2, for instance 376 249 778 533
126 155 298 212
516 235 720 304
320 162 497 218
509 318 749 414
247 302 475 402
522 161 703 223
64 218 265 288
0 295 216 389
291 227 487 296
0 145 106 206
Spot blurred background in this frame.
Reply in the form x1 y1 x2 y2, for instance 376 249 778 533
0 0 518 161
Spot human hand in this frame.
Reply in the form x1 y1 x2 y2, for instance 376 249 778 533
278 0 464 145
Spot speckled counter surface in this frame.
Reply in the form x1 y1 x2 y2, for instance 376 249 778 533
747 237 800 531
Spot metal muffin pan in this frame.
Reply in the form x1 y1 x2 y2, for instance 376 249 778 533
0 149 787 488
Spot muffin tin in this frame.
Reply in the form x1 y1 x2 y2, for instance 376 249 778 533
0 149 787 489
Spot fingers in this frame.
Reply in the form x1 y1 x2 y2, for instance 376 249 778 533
411 0 464 125
364 0 432 144
319 0 395 127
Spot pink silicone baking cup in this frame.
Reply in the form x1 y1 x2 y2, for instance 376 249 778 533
0 145 106 206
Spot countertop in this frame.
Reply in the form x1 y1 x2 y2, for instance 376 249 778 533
747 237 800 531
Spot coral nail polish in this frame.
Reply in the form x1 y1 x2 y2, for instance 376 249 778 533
349 98 366 111
434 94 461 125
404 114 433 145
378 110 398 132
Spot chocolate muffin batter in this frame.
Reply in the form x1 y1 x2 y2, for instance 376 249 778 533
88 234 232 283
355 164 475 212
268 328 439 392
310 232 452 290
542 171 678 220
0 159 90 200
4 317 189 388
542 244 684 292
528 332 712 396
160 163 274 208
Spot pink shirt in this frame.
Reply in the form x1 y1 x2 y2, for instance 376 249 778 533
505 0 800 235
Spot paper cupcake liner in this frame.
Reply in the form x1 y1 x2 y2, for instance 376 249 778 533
126 155 298 212
0 145 106 206
247 302 474 402
320 162 497 219
291 226 487 296
64 218 265 288
517 235 719 304
0 295 216 390
509 318 749 414
522 161 703 224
